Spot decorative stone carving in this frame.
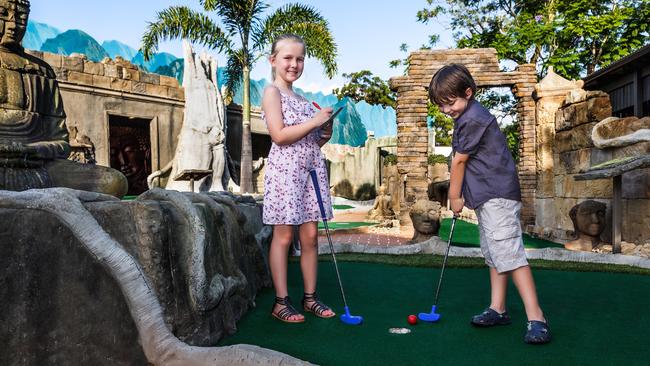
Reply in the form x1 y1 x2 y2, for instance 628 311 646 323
565 200 607 251
148 40 227 192
408 199 442 244
0 0 126 196
592 116 650 149
368 184 394 220
0 188 307 365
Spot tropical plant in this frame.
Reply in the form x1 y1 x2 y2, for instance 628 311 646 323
383 153 398 166
427 154 448 165
427 101 454 146
141 0 338 192
333 70 396 108
416 0 650 78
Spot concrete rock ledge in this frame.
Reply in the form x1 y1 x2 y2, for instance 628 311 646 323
318 236 650 270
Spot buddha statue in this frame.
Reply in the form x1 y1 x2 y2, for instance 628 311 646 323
565 200 607 251
368 184 394 220
0 0 126 196
408 199 442 244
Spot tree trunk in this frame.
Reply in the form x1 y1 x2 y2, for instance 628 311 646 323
239 66 253 193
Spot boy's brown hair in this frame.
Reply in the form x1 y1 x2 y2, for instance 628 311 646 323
428 64 477 105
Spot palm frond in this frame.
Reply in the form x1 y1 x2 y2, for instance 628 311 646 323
140 6 232 60
256 3 338 78
223 48 249 98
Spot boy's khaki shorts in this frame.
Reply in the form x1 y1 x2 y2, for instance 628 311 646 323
475 198 528 273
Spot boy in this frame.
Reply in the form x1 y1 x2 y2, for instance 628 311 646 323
429 64 551 344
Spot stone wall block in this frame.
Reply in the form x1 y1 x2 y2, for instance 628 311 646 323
587 96 612 122
159 75 179 88
104 64 123 78
92 75 112 89
122 68 141 81
623 199 650 243
558 148 592 174
554 122 597 152
554 174 612 199
622 168 650 199
111 78 132 92
67 71 93 85
43 52 63 68
62 56 84 72
167 87 185 100
132 81 147 94
83 61 104 76
145 83 169 98
140 72 160 85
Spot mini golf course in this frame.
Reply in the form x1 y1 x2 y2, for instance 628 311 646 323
219 255 650 365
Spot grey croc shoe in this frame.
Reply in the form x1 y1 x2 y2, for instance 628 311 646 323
471 308 512 327
524 320 552 344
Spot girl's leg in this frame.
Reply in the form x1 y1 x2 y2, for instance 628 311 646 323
511 265 545 322
489 267 509 313
298 221 318 294
299 221 334 317
269 225 303 321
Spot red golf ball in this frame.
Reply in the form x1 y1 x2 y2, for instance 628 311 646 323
407 315 418 325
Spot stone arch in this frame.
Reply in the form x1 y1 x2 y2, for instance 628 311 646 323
389 48 538 225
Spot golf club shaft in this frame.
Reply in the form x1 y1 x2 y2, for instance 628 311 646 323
434 216 457 306
309 170 350 309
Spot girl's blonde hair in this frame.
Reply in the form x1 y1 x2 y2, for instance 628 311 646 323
270 34 305 80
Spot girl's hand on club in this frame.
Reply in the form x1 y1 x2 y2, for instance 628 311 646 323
319 123 333 140
312 107 333 128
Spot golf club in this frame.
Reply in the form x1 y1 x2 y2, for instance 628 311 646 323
419 215 458 322
309 169 363 325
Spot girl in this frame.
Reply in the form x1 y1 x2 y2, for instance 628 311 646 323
261 34 336 323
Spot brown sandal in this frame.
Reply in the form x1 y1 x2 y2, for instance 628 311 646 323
271 296 304 323
302 292 336 318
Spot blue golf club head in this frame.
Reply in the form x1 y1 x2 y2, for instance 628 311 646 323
340 306 363 325
418 305 441 322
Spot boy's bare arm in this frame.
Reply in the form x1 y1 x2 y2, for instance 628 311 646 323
449 152 469 214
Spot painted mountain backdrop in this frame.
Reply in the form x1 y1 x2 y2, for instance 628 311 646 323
25 20 397 146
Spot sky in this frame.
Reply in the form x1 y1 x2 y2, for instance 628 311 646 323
29 0 454 94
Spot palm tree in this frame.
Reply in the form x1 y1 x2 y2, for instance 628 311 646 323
141 0 338 193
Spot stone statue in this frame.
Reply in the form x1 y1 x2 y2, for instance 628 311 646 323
0 0 126 196
408 199 442 244
565 200 607 251
110 128 150 195
368 184 394 220
147 40 227 192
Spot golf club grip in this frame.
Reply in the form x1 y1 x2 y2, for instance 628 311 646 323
309 170 328 219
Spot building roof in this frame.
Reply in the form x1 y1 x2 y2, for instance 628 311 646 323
583 43 650 89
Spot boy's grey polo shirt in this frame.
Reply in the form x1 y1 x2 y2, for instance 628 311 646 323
451 99 521 209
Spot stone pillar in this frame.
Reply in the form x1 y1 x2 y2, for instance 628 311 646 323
532 67 584 229
394 83 429 224
512 64 539 226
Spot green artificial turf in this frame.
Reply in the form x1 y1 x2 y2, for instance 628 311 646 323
219 259 650 366
439 218 564 249
333 204 356 210
318 221 376 230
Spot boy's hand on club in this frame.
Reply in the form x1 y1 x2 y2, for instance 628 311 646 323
450 197 464 215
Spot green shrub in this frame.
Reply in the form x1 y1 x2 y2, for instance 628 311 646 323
333 179 354 199
427 154 448 165
383 153 397 166
355 183 377 201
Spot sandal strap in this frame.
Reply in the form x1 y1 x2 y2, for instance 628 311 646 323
303 292 331 315
273 296 301 320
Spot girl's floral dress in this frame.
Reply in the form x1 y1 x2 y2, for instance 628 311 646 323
262 87 333 225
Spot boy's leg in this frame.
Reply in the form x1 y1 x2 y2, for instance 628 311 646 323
489 267 508 313
511 265 545 322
